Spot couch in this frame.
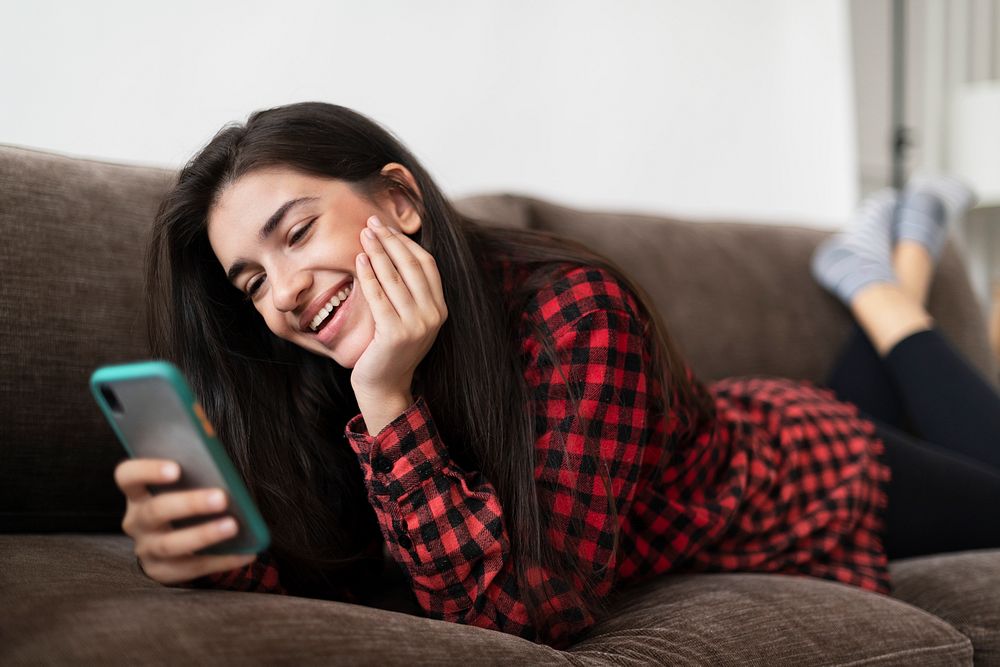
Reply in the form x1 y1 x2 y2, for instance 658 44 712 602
3 144 1000 665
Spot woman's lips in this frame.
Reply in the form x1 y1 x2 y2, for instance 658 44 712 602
313 280 355 345
300 278 353 333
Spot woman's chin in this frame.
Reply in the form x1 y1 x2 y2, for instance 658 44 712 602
318 330 372 369
331 350 357 368
308 340 355 367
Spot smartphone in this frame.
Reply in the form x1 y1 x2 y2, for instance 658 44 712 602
90 360 270 555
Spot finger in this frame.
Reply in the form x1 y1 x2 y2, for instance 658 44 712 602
361 223 418 321
385 228 447 315
136 514 240 562
357 240 402 328
365 218 435 315
115 458 181 503
138 487 229 532
141 551 257 586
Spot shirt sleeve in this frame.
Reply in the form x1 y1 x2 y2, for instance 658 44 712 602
161 548 289 595
344 303 657 647
163 537 384 602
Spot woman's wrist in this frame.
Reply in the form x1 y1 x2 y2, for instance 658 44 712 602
355 389 415 437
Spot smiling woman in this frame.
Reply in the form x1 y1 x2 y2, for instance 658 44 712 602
126 101 980 650
140 102 722 647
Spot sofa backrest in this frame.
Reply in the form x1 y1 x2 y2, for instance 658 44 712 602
454 194 997 385
2 146 176 531
2 145 996 532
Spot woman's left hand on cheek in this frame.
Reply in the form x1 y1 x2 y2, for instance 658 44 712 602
350 215 448 398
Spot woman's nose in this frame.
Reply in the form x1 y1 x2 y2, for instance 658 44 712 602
270 269 310 313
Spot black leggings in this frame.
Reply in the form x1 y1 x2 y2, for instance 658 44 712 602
824 324 1000 560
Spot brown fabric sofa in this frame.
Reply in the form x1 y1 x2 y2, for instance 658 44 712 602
3 144 999 665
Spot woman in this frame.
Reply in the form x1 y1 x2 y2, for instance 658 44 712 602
115 101 1000 649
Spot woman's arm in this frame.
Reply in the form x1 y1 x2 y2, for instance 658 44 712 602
164 548 288 594
346 271 658 647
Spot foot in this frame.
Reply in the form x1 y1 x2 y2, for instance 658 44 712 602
893 173 978 264
811 188 899 308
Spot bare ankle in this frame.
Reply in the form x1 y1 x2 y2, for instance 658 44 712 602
850 283 934 356
892 241 934 305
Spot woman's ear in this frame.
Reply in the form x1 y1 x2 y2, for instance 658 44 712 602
379 163 423 235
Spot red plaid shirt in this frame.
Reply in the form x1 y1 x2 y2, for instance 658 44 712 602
174 259 892 648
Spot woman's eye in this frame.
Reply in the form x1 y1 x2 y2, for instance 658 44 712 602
246 276 265 300
243 219 315 301
290 219 316 244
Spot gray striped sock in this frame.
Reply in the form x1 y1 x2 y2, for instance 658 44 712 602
893 174 977 263
893 190 947 262
811 188 899 306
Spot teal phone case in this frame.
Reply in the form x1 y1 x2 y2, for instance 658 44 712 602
90 360 270 555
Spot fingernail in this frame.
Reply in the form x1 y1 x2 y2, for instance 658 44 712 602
217 518 237 534
364 228 376 239
207 491 225 509
162 463 179 480
368 216 383 227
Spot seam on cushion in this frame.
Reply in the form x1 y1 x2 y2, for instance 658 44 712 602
835 638 973 666
562 640 973 667
954 622 1000 636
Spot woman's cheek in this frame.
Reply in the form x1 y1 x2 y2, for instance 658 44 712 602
261 309 288 339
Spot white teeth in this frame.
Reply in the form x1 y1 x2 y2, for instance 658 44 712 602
309 283 352 331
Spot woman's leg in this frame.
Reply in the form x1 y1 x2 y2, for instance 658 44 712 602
814 179 1000 556
825 323 905 428
816 189 912 427
821 281 931 434
875 418 1000 560
841 282 1000 469
882 328 1000 470
818 179 979 434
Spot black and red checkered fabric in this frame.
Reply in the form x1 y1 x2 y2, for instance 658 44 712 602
177 259 892 649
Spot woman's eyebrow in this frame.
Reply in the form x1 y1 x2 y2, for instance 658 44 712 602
226 196 319 283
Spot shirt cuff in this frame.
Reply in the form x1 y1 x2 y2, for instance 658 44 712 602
344 395 447 499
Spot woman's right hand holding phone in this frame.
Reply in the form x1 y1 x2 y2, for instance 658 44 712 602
115 458 257 585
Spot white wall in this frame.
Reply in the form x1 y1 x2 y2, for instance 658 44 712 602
1 0 857 227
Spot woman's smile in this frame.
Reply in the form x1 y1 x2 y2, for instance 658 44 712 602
301 278 354 333
308 278 357 346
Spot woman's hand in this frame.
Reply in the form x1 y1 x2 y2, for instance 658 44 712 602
350 215 448 400
115 458 256 585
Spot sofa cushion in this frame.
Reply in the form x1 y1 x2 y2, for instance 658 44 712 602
570 570 973 666
1 534 569 665
889 550 1000 664
0 534 976 665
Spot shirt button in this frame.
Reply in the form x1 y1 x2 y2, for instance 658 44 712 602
397 534 413 550
373 456 392 474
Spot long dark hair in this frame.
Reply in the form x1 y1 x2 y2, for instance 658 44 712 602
146 102 717 636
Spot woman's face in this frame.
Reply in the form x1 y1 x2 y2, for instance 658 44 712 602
207 164 422 367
